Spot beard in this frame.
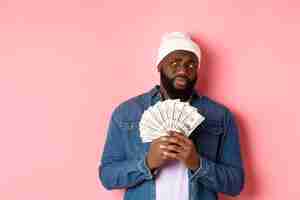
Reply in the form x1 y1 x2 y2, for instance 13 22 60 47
160 70 197 101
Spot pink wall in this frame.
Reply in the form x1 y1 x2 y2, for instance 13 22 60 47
1 0 299 199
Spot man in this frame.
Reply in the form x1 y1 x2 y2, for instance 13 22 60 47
98 32 244 200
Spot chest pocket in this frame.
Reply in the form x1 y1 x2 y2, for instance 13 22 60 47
192 120 223 161
119 121 146 159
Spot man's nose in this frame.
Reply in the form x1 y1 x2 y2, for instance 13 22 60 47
176 64 188 75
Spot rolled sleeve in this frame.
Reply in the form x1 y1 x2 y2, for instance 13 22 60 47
189 156 210 182
137 155 155 180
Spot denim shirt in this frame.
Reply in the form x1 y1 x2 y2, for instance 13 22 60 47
99 86 244 200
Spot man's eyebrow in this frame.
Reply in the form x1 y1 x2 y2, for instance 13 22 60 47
170 57 182 61
188 59 197 63
182 57 197 62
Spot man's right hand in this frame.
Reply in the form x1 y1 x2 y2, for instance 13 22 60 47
146 134 177 171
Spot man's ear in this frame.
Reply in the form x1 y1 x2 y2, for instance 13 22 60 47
157 62 163 72
157 64 161 72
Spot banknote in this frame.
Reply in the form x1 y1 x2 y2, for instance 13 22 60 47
139 99 205 142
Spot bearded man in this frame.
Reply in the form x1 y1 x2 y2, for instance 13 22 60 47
98 32 245 200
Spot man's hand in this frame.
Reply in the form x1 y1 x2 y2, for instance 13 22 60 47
146 134 177 171
160 131 201 171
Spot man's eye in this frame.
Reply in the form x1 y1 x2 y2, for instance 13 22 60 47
188 64 195 69
171 62 178 66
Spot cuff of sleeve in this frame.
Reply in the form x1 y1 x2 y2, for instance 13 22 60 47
137 155 154 180
189 157 210 182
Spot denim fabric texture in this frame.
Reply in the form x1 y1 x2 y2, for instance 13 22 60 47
99 85 245 200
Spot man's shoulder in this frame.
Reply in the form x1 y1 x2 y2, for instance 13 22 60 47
111 91 150 121
196 95 231 119
200 95 229 111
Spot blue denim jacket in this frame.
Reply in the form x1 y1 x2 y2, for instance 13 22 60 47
99 86 244 200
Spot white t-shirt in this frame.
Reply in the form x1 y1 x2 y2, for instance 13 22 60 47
155 160 189 200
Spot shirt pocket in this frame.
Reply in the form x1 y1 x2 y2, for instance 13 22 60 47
119 121 146 159
193 120 223 161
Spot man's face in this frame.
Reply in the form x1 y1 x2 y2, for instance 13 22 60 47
157 50 199 100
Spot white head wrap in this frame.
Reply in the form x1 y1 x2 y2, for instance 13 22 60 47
156 32 201 67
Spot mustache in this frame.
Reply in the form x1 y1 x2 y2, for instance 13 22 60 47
174 75 189 80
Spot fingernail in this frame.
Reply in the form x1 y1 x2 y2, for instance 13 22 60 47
160 144 166 149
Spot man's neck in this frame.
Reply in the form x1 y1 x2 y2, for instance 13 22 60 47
159 84 193 102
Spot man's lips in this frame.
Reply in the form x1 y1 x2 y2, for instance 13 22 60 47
174 77 187 88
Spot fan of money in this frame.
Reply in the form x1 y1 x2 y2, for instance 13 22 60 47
139 99 205 143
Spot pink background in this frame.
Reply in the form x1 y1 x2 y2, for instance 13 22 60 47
1 0 300 199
